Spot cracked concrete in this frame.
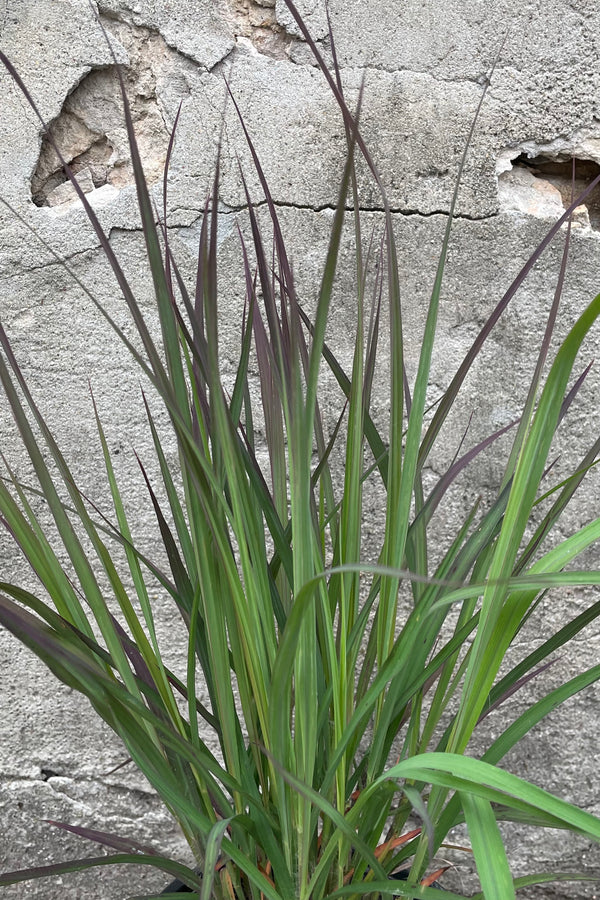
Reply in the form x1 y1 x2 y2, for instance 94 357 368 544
499 155 600 229
219 197 498 222
221 0 296 59
2 1 600 899
31 19 173 208
0 773 184 899
498 128 600 229
95 0 235 69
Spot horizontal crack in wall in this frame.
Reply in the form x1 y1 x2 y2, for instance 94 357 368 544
105 200 498 228
217 198 496 221
32 19 172 208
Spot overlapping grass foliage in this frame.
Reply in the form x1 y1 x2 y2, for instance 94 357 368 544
1 2 600 898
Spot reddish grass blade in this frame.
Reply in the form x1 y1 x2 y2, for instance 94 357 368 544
45 821 160 856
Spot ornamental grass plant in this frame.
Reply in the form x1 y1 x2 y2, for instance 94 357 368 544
1 2 600 898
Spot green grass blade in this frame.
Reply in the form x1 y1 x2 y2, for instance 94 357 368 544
385 58 494 612
200 818 233 900
452 291 600 748
381 753 600 839
484 665 600 766
323 885 465 900
461 794 515 900
472 872 600 898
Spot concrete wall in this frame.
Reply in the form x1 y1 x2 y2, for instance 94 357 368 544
1 0 600 897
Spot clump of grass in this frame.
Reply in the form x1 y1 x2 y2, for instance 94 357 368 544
1 2 600 899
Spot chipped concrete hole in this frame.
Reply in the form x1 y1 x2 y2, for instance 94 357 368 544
31 20 171 209
498 151 600 230
32 101 116 207
222 0 294 60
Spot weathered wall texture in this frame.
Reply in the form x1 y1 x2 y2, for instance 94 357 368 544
1 0 600 897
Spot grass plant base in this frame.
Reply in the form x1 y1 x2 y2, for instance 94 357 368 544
160 869 440 897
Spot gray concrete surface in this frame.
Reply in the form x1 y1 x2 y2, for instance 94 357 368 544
1 0 600 897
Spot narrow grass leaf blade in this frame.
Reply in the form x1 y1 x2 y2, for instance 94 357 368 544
45 821 159 856
324 883 466 900
472 872 600 898
0 855 202 889
381 754 600 840
453 291 600 746
483 665 600 766
201 818 233 900
418 174 600 468
461 794 515 900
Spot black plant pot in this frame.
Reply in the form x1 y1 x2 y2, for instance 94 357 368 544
162 872 196 892
161 868 439 896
